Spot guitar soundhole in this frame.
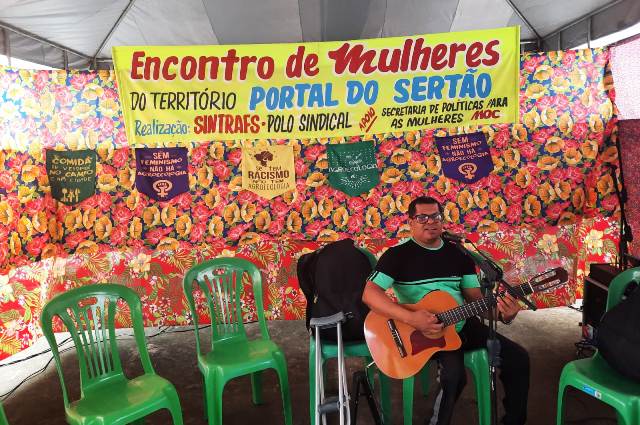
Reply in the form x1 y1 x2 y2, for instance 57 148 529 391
410 331 446 355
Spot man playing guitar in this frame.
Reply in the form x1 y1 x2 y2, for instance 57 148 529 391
362 196 529 425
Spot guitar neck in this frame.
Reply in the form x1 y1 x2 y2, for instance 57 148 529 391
435 282 532 327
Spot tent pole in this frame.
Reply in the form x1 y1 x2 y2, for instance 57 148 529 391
2 28 10 66
558 32 562 50
541 0 623 46
503 0 542 47
90 0 137 68
0 19 90 61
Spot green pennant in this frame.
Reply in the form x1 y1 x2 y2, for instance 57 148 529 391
46 150 97 205
327 141 379 196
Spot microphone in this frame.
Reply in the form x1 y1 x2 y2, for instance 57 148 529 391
441 231 469 243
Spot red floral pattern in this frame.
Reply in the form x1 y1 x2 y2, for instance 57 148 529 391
0 48 623 359
0 216 619 360
618 119 640 257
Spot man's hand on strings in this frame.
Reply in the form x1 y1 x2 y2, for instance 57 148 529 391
409 310 443 337
497 292 520 323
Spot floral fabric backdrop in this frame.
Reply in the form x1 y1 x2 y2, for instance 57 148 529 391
0 47 622 359
0 216 619 359
618 119 640 257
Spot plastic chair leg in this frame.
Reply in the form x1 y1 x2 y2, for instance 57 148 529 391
169 407 184 425
168 406 184 425
164 386 184 425
378 372 392 425
203 373 224 425
203 377 209 420
556 381 567 425
615 405 639 425
212 379 225 425
399 364 431 425
251 371 263 405
403 353 490 425
420 363 431 397
403 377 415 425
273 352 293 425
466 351 491 425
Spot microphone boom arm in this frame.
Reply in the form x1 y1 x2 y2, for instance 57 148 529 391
446 236 538 311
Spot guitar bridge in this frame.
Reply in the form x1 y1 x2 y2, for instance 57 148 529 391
387 319 407 358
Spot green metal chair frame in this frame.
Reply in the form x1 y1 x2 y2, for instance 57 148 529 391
557 267 640 425
0 403 8 425
40 284 183 425
183 257 292 425
402 348 491 425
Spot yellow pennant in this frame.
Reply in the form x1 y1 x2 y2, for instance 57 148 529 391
242 145 295 199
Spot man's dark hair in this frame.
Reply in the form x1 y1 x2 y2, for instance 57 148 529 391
408 196 442 217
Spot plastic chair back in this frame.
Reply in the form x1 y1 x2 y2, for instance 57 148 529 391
606 267 640 311
594 266 640 368
183 257 269 356
356 245 377 268
40 284 154 407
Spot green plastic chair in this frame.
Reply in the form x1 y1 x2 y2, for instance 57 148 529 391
557 267 640 425
183 257 292 425
307 245 392 425
40 284 184 425
402 348 491 425
0 403 8 425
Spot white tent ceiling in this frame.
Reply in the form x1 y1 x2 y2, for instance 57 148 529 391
0 0 639 70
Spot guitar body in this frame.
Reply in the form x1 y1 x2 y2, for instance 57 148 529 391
363 266 568 379
364 290 462 379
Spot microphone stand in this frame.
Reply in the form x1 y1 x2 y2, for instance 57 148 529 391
447 237 536 425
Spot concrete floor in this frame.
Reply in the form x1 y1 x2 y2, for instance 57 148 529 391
0 307 618 425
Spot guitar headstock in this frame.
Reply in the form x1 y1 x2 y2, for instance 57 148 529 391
528 267 569 293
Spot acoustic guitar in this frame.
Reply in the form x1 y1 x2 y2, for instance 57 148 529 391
363 267 568 379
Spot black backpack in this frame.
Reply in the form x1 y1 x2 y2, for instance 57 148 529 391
297 239 372 342
596 284 640 382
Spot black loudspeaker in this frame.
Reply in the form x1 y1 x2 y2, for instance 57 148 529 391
583 263 619 330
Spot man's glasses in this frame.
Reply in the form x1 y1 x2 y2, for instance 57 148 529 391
411 213 443 224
